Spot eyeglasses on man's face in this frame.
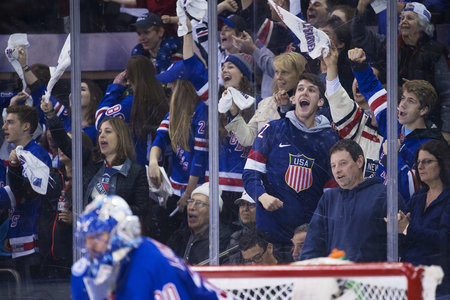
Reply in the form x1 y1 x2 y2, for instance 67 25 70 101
186 199 209 209
239 202 256 209
242 247 266 264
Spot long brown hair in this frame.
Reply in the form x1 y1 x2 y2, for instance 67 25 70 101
126 55 169 141
169 80 199 152
98 117 136 165
82 79 103 126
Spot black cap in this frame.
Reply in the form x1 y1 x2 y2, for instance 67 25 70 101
132 12 163 29
218 14 246 32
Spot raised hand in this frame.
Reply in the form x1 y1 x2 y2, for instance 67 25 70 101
348 48 367 63
232 31 257 55
113 70 127 86
273 89 291 107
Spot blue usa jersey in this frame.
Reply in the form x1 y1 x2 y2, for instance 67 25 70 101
243 117 338 243
152 101 208 196
353 65 443 204
71 238 234 300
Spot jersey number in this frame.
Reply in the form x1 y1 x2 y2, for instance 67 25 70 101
154 283 181 300
197 121 206 134
257 123 270 139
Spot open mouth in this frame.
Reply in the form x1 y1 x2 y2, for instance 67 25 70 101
223 74 232 83
300 100 310 108
398 111 407 118
188 214 198 223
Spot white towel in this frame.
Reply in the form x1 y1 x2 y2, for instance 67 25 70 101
45 34 71 103
268 0 330 59
146 166 173 207
4 34 32 105
218 87 255 114
177 0 207 37
15 146 50 195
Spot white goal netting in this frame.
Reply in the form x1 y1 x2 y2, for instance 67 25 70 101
193 262 444 300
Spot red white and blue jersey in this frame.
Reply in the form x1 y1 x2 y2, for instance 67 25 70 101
243 116 339 243
353 65 444 203
95 84 150 166
95 84 132 129
33 83 97 144
152 101 208 196
206 130 251 193
7 140 52 258
183 56 209 103
0 186 15 210
31 83 69 131
71 238 234 300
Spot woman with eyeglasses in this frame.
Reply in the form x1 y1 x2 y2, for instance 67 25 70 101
397 139 450 297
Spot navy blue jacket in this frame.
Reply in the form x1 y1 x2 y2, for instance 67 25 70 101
403 187 449 295
301 177 405 262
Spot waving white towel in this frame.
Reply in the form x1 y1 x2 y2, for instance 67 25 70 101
15 146 50 195
45 34 71 103
177 0 207 36
4 34 32 105
218 87 255 114
268 0 330 59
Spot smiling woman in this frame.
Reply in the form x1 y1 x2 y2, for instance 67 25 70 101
224 52 307 147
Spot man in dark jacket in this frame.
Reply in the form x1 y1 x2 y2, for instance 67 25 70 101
300 139 405 262
167 183 231 265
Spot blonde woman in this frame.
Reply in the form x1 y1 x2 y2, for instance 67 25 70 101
225 51 307 147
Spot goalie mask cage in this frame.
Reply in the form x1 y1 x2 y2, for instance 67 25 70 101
193 262 441 300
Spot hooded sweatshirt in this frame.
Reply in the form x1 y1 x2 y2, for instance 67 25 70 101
243 113 339 243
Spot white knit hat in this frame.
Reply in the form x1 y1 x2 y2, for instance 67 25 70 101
191 182 223 211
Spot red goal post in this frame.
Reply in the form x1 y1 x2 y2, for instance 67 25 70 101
192 262 442 300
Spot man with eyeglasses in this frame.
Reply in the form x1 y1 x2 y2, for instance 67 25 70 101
224 191 257 264
239 229 278 265
167 182 232 265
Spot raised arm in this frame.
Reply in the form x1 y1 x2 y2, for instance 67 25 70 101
17 46 38 86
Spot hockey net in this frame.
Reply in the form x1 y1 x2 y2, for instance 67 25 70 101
192 262 444 300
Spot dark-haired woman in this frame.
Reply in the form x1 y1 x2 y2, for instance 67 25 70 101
95 55 169 166
397 140 450 296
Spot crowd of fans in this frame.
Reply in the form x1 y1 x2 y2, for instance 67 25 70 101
0 0 449 297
